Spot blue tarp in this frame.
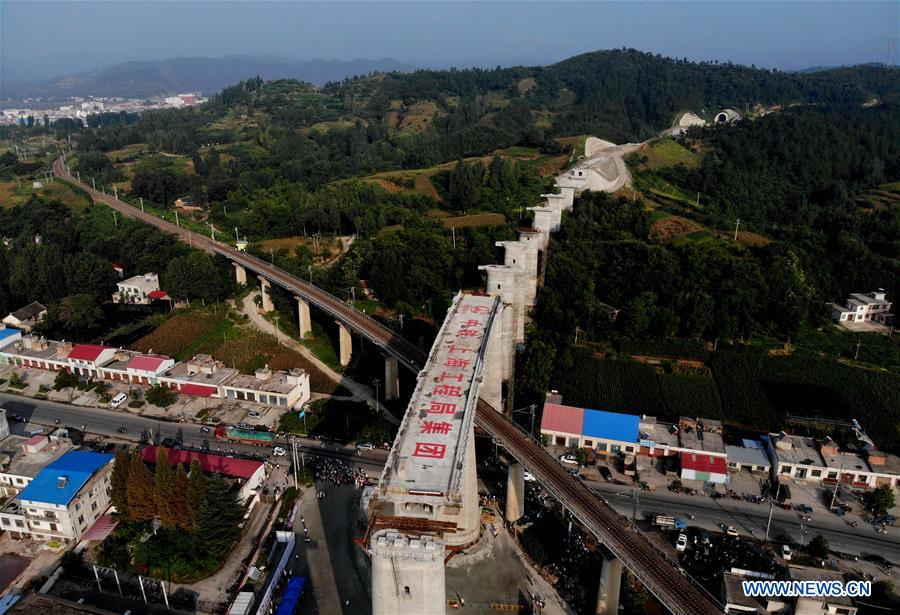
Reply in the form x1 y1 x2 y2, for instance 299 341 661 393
581 408 639 443
275 576 306 615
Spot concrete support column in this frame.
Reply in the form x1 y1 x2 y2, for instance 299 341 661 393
383 355 400 400
258 277 274 313
481 311 504 411
336 321 352 367
371 530 446 615
497 240 539 306
542 192 567 212
558 184 576 210
447 427 481 546
595 555 623 615
233 262 247 286
505 462 525 523
295 296 312 338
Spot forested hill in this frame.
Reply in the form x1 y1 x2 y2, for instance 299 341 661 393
75 49 900 178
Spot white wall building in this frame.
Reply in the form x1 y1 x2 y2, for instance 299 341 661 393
0 451 114 542
113 273 160 305
830 290 893 325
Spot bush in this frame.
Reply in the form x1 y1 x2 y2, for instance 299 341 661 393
146 385 178 408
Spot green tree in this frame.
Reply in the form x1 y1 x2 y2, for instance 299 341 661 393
871 484 896 516
154 447 177 528
622 291 657 338
194 476 243 558
516 340 557 407
126 450 157 522
164 252 225 302
57 293 104 333
53 368 80 391
64 252 117 300
807 534 829 559
185 460 206 531
146 384 177 408
109 449 130 514
173 464 191 531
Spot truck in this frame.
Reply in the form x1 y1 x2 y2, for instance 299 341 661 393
653 515 687 530
214 425 277 446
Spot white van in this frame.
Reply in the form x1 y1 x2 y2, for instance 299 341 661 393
110 392 128 408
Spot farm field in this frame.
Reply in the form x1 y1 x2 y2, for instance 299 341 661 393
553 346 900 452
0 178 92 211
130 308 342 393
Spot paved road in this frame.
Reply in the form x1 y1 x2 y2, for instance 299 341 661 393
0 392 389 473
581 479 900 559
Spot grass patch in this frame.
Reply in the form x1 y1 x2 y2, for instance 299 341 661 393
643 138 701 169
130 309 227 357
0 178 93 211
176 318 237 361
442 212 506 229
300 322 342 371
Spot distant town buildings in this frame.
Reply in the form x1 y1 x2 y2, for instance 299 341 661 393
0 93 206 126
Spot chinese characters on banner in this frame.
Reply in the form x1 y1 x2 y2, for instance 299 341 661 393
410 300 489 460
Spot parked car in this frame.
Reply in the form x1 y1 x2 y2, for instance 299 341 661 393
558 454 579 466
523 471 537 483
110 392 127 408
199 426 211 434
796 504 813 514
356 442 375 452
247 411 262 419
28 427 44 436
676 533 688 552
272 447 287 457
598 466 613 481
781 544 792 561
725 526 740 537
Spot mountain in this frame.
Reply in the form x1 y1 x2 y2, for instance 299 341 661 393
1 56 419 100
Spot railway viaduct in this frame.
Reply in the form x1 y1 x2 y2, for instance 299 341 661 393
54 155 723 615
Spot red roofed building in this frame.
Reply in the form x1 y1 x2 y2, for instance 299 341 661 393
66 344 116 377
540 403 585 448
680 452 728 484
140 446 266 503
147 290 170 301
125 354 175 384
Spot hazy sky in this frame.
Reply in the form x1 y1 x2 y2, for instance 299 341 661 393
2 1 898 81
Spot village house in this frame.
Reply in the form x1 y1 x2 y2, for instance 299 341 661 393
112 273 166 305
830 289 893 326
2 302 47 333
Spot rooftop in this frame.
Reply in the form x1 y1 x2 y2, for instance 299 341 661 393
722 572 767 612
540 403 584 436
638 416 681 448
67 344 113 362
582 407 639 443
163 360 238 386
725 444 771 468
140 446 263 479
788 566 855 607
126 354 171 373
678 417 725 454
0 327 21 347
6 302 46 322
17 450 113 506
1 337 72 363
770 433 825 468
118 273 159 292
820 448 871 473
224 367 306 395
0 435 73 479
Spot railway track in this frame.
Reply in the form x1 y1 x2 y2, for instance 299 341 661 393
55 156 723 614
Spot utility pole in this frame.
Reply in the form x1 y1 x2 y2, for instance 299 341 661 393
234 227 239 242
140 197 144 211
77 171 80 182
175 211 180 227
308 266 312 284
92 176 95 190
574 326 581 345
113 211 118 229
15 176 20 191
733 218 741 241
273 314 280 342
269 248 274 264
209 223 216 241
113 185 118 199
854 339 861 361
765 482 782 544
830 463 844 511
451 227 456 251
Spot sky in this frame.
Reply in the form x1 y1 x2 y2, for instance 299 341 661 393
2 1 898 82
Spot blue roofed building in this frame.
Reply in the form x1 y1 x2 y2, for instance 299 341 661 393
0 450 114 542
582 408 640 452
0 326 22 350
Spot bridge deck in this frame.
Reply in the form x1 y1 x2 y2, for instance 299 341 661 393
378 294 498 503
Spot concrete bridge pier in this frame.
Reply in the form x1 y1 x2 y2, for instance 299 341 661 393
371 530 446 615
233 262 247 286
595 554 623 615
558 184 576 210
505 462 525 523
259 276 274 313
295 296 312 338
336 321 352 366
481 311 504 410
497 240 539 306
480 264 526 345
383 355 400 400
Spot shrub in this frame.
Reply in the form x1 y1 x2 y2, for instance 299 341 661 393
146 385 177 408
